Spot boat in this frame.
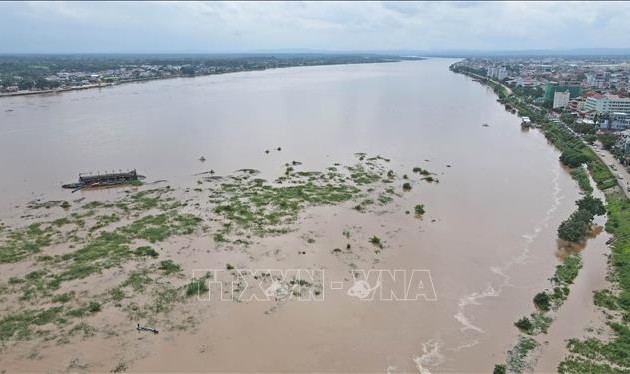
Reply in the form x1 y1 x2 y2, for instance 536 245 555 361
136 323 159 334
62 169 140 191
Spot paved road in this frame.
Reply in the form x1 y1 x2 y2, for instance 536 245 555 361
589 142 630 198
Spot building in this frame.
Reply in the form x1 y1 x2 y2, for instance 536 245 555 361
515 77 540 87
586 72 607 88
568 97 586 112
487 66 508 80
543 83 583 103
621 130 630 154
553 91 570 109
600 112 630 130
584 94 630 114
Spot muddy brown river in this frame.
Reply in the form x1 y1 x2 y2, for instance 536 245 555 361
0 59 610 372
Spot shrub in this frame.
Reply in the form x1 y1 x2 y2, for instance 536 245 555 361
185 278 209 297
515 316 533 332
576 196 606 216
158 260 182 275
369 236 383 248
533 292 551 311
134 246 159 258
414 204 425 216
402 182 412 191
88 301 101 313
559 149 590 168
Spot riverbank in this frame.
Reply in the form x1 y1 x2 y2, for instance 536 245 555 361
0 56 419 99
0 58 587 372
452 61 630 373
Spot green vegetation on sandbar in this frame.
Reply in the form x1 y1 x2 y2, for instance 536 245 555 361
0 223 53 263
0 154 408 347
158 260 182 275
185 278 209 297
213 182 359 235
570 167 593 194
210 156 395 240
506 336 540 373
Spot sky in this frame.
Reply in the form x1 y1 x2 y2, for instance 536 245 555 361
1 1 629 53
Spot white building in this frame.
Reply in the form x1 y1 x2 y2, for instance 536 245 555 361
553 90 570 109
586 72 606 88
600 112 630 130
487 66 508 80
584 94 630 114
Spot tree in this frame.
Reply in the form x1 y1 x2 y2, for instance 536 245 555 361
534 292 551 311
598 133 620 151
180 66 196 76
558 208 597 243
572 122 596 135
17 79 34 90
515 317 533 332
576 196 606 216
559 150 590 168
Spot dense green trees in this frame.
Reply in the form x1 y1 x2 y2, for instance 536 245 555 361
559 149 590 168
577 195 606 216
558 196 606 243
533 292 551 311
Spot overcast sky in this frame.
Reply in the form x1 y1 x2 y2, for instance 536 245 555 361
1 1 629 53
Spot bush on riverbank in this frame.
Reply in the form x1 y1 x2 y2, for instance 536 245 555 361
560 149 590 168
557 196 605 243
533 292 551 311
570 167 593 194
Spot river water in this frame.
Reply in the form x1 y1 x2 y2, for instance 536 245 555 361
0 59 608 372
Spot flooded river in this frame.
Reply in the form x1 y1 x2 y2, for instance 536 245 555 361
0 59 609 372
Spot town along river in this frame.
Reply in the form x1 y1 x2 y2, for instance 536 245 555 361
0 59 608 372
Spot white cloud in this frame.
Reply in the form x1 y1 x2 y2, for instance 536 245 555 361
0 1 629 53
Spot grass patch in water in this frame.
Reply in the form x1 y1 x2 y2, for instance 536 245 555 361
213 178 360 236
0 306 64 341
0 223 53 263
122 270 153 292
506 335 539 373
185 278 209 297
570 167 593 194
158 260 182 275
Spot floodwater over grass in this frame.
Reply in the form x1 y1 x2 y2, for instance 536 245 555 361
0 59 610 372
